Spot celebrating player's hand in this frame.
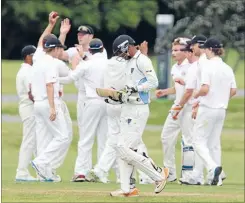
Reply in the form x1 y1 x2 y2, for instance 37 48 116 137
138 41 148 56
75 44 84 58
155 89 168 98
174 78 185 85
60 18 71 34
49 11 59 25
49 107 56 121
192 101 199 119
71 53 81 69
169 104 183 120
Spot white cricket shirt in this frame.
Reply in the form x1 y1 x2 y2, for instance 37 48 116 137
104 56 127 90
199 57 237 109
69 52 107 98
65 47 108 98
125 50 158 104
171 59 190 105
16 63 34 121
184 61 199 105
31 54 60 101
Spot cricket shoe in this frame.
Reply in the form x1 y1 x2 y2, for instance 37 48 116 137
210 166 222 186
110 188 139 197
179 177 204 185
220 170 226 181
71 174 87 182
31 161 53 181
167 171 177 182
154 167 169 194
15 175 38 182
86 169 109 183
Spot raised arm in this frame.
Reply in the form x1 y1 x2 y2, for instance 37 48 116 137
37 11 59 48
59 18 71 45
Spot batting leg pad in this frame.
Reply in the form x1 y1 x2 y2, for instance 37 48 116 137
117 145 163 181
182 145 194 171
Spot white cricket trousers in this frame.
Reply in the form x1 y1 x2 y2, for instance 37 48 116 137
93 104 120 178
94 104 150 181
192 106 225 172
74 98 108 176
16 115 36 176
35 99 72 170
161 104 198 178
33 99 70 168
117 104 164 193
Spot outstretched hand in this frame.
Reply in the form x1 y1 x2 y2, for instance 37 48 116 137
60 18 71 34
49 11 59 25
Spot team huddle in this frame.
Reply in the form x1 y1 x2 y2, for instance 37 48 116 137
15 12 237 197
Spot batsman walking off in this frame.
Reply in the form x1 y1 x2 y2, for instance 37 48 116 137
109 35 169 197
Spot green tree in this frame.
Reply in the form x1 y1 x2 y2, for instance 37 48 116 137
156 0 245 71
2 0 158 58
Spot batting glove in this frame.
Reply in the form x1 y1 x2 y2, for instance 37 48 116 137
169 104 183 120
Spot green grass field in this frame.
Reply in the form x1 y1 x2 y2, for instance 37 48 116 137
2 50 244 94
2 52 244 202
2 97 244 129
2 122 244 202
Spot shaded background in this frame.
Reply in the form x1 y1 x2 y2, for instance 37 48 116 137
2 0 245 65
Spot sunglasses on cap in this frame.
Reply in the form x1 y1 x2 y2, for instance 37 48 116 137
174 37 190 45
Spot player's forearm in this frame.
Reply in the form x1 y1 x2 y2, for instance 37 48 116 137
166 87 176 95
28 91 34 103
179 89 193 107
230 88 237 98
46 83 55 109
194 85 209 98
37 23 55 48
59 33 67 45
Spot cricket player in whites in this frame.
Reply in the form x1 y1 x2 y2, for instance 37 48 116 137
109 35 169 197
31 37 70 182
86 41 153 185
60 38 108 180
32 12 72 180
155 37 190 182
15 45 37 182
188 35 226 183
192 38 236 186
170 42 204 185
59 25 110 182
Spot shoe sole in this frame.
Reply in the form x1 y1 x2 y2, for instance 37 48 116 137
71 178 86 182
179 180 201 185
211 167 222 185
15 179 38 182
155 168 169 194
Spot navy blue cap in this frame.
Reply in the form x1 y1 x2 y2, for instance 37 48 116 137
89 38 103 50
199 38 223 49
21 45 36 59
44 37 66 49
187 35 207 45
